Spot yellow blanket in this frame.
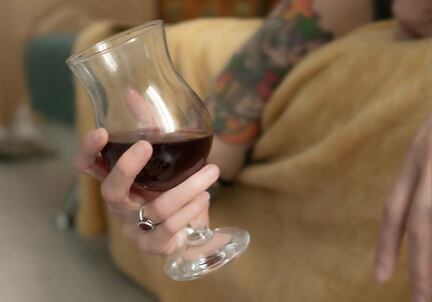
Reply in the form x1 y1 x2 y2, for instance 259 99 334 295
75 19 432 301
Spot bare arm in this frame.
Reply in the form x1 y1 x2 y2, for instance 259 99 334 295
206 0 372 179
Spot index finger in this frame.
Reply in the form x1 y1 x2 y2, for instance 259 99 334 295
74 128 109 179
101 140 152 204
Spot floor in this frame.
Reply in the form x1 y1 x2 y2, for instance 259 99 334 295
0 122 157 302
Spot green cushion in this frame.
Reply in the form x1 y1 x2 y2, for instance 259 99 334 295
25 33 78 126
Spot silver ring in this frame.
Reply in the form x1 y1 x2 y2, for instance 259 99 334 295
137 206 158 233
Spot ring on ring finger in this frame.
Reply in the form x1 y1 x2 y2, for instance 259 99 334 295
137 206 160 233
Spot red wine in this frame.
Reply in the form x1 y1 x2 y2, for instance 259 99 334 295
101 129 213 192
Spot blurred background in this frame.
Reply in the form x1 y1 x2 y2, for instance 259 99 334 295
0 0 277 301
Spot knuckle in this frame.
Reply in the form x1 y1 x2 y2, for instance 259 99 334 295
100 183 118 203
149 202 165 222
162 220 178 236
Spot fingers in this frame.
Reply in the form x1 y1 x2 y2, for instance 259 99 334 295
142 164 219 223
74 128 109 179
123 192 211 256
157 191 210 247
375 153 419 282
101 141 152 204
407 157 432 302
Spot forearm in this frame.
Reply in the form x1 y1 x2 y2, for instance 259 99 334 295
207 0 334 179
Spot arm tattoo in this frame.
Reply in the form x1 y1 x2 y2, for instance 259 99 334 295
205 0 332 144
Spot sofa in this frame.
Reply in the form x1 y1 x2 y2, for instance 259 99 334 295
73 18 432 301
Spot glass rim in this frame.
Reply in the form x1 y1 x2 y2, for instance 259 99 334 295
66 19 164 65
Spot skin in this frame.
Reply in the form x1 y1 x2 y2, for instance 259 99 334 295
75 127 219 256
374 1 432 301
208 0 372 180
393 0 432 40
76 0 372 257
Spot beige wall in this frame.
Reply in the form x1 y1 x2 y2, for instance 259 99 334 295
0 0 157 126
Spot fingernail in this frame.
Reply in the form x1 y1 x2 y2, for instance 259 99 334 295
203 164 219 179
132 141 148 156
91 130 101 142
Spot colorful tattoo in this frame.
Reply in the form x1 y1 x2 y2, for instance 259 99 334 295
205 0 332 144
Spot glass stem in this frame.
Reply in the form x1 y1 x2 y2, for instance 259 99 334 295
185 224 213 247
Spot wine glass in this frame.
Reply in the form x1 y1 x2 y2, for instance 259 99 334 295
66 20 250 281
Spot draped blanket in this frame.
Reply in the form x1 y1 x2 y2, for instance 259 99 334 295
75 19 432 301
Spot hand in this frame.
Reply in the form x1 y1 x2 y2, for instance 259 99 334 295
375 114 432 302
74 128 220 256
393 0 432 39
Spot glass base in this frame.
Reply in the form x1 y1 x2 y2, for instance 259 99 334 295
165 227 250 281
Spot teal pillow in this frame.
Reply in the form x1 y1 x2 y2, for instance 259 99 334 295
25 33 78 126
